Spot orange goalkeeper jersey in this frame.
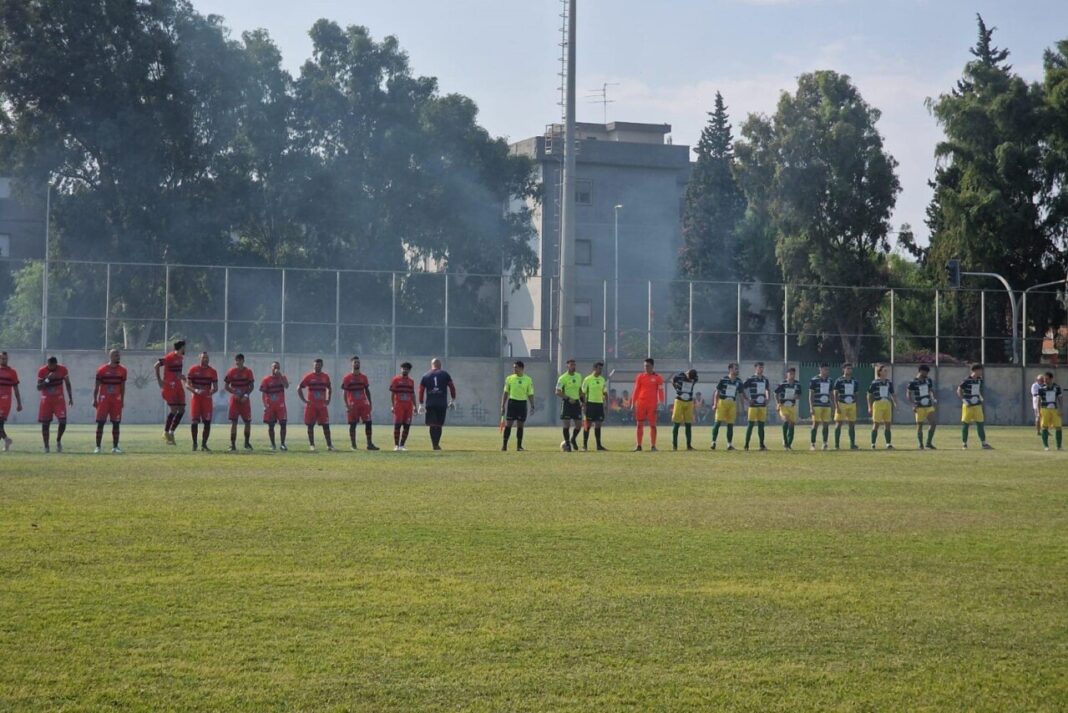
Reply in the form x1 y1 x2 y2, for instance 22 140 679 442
632 372 665 405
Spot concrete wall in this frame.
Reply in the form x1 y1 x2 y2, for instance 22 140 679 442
2 350 1058 427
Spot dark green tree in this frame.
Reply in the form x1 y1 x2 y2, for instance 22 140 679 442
738 71 900 363
916 16 1051 362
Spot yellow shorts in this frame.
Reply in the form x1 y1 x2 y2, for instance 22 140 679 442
672 399 694 424
871 400 892 424
747 406 767 422
811 406 832 423
834 403 857 423
961 404 984 424
913 406 935 423
714 400 737 424
778 405 797 424
1039 408 1062 429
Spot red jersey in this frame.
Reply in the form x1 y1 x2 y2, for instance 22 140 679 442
632 372 665 405
300 371 331 402
95 363 128 396
389 375 415 404
224 366 255 396
158 351 184 383
37 365 69 399
342 372 370 405
259 374 288 401
187 365 218 394
0 365 19 399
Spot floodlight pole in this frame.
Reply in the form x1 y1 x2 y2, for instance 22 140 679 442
1021 275 1068 367
555 0 577 371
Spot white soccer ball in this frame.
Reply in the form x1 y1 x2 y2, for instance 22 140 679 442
560 440 570 451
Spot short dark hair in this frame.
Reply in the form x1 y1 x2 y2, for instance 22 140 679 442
687 368 698 380
235 353 245 361
786 367 796 373
400 361 412 370
514 360 525 368
174 340 186 350
47 356 57 364
754 361 764 368
594 361 604 368
566 358 576 363
971 363 983 371
918 365 930 373
314 358 324 364
842 362 853 369
727 362 738 370
1046 371 1055 379
819 362 829 368
352 355 360 361
644 358 654 365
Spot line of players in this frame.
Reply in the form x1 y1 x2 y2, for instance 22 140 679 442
1 347 1064 453
0 342 458 453
500 357 1064 452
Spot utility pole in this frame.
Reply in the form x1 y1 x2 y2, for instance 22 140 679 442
556 0 577 371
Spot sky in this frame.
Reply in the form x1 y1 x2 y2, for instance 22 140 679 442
194 0 1068 245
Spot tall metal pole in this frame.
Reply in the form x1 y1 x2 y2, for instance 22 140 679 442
334 270 341 361
555 0 577 371
602 279 608 363
961 271 1018 363
163 264 170 347
889 289 895 364
279 269 286 371
500 275 506 358
646 280 652 357
443 273 449 358
934 289 940 367
613 204 622 360
41 184 50 356
390 273 397 367
783 284 789 367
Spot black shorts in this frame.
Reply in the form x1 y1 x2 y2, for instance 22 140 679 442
559 399 583 421
505 399 528 422
584 402 605 423
425 404 447 427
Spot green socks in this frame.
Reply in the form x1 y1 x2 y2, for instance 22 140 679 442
745 423 754 448
1042 429 1050 448
926 425 935 447
835 425 842 448
962 424 970 444
712 423 720 444
976 423 986 443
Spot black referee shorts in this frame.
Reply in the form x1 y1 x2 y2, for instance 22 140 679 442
505 399 529 422
559 399 583 421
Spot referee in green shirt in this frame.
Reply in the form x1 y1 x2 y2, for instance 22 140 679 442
501 360 536 451
581 361 608 451
556 358 583 451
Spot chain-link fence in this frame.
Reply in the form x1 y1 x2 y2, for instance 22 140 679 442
1 257 1065 366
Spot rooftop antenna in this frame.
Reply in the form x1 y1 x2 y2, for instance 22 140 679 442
586 82 618 124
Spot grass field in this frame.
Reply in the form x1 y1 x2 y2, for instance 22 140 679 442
1 423 1067 711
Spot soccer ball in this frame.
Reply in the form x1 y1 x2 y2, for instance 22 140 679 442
560 440 571 452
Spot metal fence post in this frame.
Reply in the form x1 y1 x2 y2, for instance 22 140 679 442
443 273 449 358
736 282 742 364
390 273 397 366
980 289 986 365
223 267 229 356
646 280 652 358
889 288 895 364
934 289 940 367
103 263 111 350
602 279 608 363
163 264 170 346
688 281 694 364
783 284 789 367
279 269 286 370
334 270 341 360
500 275 506 358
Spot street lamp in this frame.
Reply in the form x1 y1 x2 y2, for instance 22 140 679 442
613 204 623 359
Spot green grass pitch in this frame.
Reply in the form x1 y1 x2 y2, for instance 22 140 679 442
1 424 1066 711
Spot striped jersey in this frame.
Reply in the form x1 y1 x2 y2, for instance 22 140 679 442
95 363 127 396
0 365 19 398
37 365 68 398
907 377 935 407
224 366 255 396
300 371 331 402
187 365 218 394
259 374 288 403
868 379 894 401
389 375 415 403
342 372 370 403
775 381 802 407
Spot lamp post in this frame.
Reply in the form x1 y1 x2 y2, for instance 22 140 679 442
1021 274 1068 367
613 203 623 359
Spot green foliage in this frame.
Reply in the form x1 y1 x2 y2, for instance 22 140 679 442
737 71 900 362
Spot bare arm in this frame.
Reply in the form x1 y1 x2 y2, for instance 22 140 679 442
65 376 73 406
154 360 164 387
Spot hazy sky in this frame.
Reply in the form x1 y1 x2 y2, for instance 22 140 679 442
194 0 1068 245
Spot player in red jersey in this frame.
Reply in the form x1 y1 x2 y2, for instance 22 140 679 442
298 358 334 451
93 349 128 454
631 357 665 451
0 351 24 452
154 340 187 445
185 352 219 451
224 353 255 452
389 361 415 451
259 361 289 451
37 356 73 453
342 355 379 451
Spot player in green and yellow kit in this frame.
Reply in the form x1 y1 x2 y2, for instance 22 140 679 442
501 360 536 451
581 361 609 451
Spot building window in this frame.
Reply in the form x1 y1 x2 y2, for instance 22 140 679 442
574 299 593 327
575 180 592 205
0 234 9 258
575 239 592 266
